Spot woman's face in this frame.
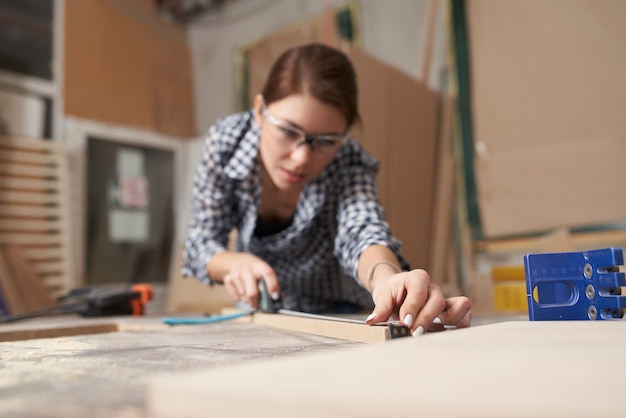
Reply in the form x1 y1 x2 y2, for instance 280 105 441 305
254 93 348 193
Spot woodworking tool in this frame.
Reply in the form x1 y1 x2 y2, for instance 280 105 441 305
257 279 410 338
524 247 626 320
162 311 252 325
0 284 154 323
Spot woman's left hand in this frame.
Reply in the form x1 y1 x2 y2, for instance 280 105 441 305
365 269 471 336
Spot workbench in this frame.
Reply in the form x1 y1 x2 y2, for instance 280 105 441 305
2 314 624 417
0 316 358 417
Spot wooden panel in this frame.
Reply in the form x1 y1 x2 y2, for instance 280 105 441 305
349 47 439 270
468 0 626 237
148 321 626 417
0 136 73 307
64 0 195 137
385 63 438 269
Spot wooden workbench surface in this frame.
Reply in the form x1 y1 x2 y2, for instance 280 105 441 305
0 316 359 418
149 320 626 418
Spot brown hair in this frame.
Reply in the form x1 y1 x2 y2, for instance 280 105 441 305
261 43 360 127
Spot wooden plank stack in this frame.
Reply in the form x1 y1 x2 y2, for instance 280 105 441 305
0 136 73 314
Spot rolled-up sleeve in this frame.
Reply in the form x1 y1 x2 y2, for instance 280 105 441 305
181 124 237 285
333 151 409 281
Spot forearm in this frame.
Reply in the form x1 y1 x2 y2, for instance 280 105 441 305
357 245 403 292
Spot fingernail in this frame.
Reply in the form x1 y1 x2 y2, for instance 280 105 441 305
403 313 414 328
366 312 376 322
432 316 442 325
412 326 424 337
271 292 280 300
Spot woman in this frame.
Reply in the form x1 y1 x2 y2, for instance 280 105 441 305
182 43 471 336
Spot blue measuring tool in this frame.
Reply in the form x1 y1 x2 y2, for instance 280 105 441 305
524 247 626 320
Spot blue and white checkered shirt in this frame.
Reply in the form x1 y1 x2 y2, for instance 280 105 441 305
182 110 409 312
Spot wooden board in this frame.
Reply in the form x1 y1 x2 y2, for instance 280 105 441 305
467 0 626 237
231 309 392 344
148 320 626 417
0 316 169 342
349 47 439 270
64 0 195 137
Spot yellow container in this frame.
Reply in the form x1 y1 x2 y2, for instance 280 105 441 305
492 266 528 312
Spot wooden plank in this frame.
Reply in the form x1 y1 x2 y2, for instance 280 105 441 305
0 191 61 205
0 135 62 152
0 177 61 192
40 274 66 287
0 323 119 342
474 228 626 254
0 219 65 233
2 245 55 311
0 148 61 166
0 205 62 219
222 307 392 344
429 94 456 290
0 163 59 179
250 311 391 344
0 235 63 246
21 247 64 261
148 321 626 418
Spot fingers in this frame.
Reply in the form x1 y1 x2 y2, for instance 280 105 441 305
397 270 439 334
366 286 395 324
257 267 281 301
435 296 472 329
240 270 259 308
222 259 281 309
369 268 471 337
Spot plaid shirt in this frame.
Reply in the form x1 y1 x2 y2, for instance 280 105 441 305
182 110 409 312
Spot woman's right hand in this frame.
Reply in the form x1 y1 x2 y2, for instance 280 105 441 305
221 253 281 309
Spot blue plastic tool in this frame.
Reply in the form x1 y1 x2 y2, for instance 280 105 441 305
524 247 626 320
162 311 252 325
